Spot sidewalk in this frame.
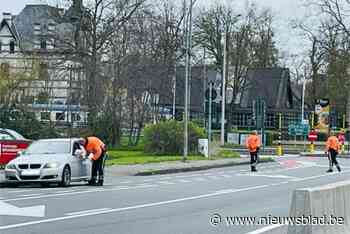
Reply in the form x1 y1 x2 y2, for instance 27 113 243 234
105 157 274 176
0 157 275 181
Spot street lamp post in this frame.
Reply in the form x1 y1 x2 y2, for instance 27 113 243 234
301 78 306 122
183 0 193 162
221 32 227 146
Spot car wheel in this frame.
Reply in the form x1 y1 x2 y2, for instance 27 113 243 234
60 166 71 187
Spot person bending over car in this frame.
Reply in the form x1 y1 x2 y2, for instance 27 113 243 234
82 136 106 186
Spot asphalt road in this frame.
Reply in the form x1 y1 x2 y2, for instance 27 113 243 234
1 156 350 234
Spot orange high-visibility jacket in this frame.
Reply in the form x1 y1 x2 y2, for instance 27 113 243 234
326 136 340 152
85 137 106 161
246 135 261 152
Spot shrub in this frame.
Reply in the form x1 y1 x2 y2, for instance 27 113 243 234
144 120 205 155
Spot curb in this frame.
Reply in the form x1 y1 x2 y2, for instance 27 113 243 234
134 158 275 176
300 153 350 158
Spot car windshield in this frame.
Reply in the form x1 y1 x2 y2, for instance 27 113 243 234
25 141 71 155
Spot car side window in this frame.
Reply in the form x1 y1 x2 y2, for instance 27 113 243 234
73 141 86 157
73 142 81 154
0 131 14 140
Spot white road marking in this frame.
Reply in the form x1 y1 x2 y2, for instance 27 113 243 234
134 184 158 188
177 179 191 183
18 194 42 197
0 201 45 217
158 181 175 185
193 178 207 181
2 186 149 202
0 183 284 230
236 173 298 179
2 170 350 230
65 208 112 216
135 183 153 187
142 179 154 182
119 181 132 184
161 176 172 180
7 190 36 194
245 224 285 234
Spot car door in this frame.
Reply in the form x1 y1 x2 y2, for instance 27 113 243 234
72 141 91 179
69 152 81 179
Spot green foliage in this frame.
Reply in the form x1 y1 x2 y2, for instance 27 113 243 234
143 120 205 155
0 106 60 139
215 149 240 158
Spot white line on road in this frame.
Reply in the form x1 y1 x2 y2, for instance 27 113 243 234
142 179 154 182
65 208 112 216
246 224 285 234
2 170 350 230
177 179 191 183
18 194 43 197
7 190 37 194
0 183 283 231
158 181 175 185
236 173 298 179
193 178 207 181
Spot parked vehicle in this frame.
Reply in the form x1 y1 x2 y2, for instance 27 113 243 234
0 128 31 165
4 138 92 187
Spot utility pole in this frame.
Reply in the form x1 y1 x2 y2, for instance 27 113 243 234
203 48 206 127
221 32 227 146
67 64 73 138
208 82 213 158
301 78 306 122
183 0 193 162
172 59 176 119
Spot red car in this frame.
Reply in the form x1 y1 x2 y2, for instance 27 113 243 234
0 129 31 165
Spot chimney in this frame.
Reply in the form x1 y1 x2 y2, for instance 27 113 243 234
2 12 12 26
73 0 82 12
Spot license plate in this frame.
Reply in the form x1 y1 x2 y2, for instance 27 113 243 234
21 170 40 176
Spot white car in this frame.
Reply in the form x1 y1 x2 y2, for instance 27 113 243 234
4 138 92 187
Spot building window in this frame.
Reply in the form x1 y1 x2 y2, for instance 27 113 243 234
71 113 81 122
40 39 47 50
40 112 50 121
39 63 49 80
56 112 65 121
9 41 15 53
22 95 35 104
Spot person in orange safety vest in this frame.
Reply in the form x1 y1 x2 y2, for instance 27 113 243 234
326 131 341 173
83 136 106 186
246 130 261 172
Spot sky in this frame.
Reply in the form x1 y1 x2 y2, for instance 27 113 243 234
2 0 308 63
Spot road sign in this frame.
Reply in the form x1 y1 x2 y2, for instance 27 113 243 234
253 98 265 129
308 130 317 142
288 123 309 136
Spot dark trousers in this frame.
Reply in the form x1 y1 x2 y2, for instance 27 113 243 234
250 151 258 166
328 149 339 168
91 152 105 180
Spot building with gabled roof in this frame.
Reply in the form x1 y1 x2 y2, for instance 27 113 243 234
0 1 88 128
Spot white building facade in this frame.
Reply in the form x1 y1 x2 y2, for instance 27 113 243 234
0 3 88 127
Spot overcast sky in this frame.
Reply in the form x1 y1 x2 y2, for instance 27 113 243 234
2 0 307 61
